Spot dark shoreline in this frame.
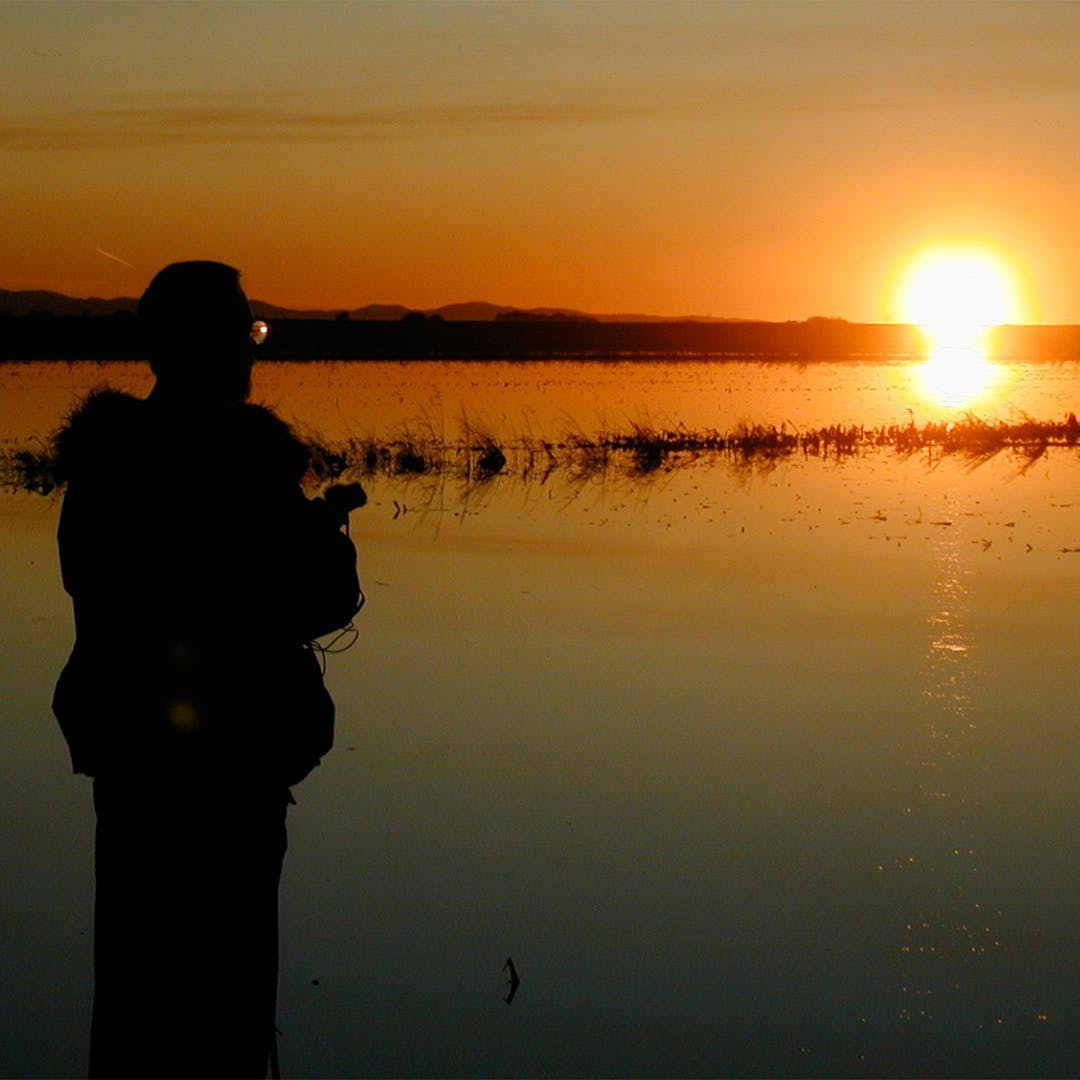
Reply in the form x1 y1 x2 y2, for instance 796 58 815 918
3 314 1080 362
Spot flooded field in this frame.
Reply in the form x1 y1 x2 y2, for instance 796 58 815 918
2 356 1078 1077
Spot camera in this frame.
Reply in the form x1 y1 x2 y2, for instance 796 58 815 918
322 482 367 514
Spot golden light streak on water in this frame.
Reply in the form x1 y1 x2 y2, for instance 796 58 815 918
914 344 1009 411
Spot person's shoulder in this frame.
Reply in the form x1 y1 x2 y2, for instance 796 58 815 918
63 387 144 429
229 403 312 480
53 388 146 481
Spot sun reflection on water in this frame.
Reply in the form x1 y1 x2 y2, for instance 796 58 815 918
915 345 1007 411
882 499 1051 1048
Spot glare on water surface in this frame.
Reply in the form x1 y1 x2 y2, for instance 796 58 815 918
915 343 1008 410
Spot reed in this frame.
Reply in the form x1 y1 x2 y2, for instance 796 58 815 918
308 412 1080 493
0 441 57 495
4 413 1078 497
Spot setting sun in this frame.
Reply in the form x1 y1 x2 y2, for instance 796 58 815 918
894 244 1026 348
891 242 1031 409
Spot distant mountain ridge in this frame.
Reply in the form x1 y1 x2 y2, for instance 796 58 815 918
0 287 739 323
5 291 1078 362
0 289 139 317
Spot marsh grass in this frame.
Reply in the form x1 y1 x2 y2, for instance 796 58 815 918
327 412 1080 480
4 413 1079 498
0 437 58 495
307 412 1080 496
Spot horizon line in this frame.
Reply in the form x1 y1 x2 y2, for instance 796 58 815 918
1 285 1073 328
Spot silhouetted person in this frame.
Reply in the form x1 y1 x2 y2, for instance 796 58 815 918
52 261 365 1078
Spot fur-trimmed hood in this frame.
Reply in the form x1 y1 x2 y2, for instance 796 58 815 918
53 388 312 487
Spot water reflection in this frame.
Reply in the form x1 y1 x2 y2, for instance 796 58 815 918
885 496 1051 1067
896 514 993 1021
3 359 1080 1077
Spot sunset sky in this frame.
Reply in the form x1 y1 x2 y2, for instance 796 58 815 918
4 1 1080 321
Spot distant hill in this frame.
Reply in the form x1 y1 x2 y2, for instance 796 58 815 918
5 294 1080 362
0 288 741 323
0 289 138 317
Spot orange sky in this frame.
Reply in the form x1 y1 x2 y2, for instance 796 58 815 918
3 1 1080 321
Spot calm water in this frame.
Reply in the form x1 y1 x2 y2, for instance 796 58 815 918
2 358 1078 1078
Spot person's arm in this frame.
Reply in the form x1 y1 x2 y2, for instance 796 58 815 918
242 477 365 644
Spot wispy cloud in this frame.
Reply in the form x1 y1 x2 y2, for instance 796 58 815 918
0 98 668 152
4 45 1079 154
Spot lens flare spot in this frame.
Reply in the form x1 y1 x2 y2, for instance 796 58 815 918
167 698 200 733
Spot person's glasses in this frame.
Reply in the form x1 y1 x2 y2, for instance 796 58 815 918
251 320 270 346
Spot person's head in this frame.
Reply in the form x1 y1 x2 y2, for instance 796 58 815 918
139 261 257 405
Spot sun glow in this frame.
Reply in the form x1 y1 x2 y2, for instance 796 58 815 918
895 243 1024 348
893 243 1027 409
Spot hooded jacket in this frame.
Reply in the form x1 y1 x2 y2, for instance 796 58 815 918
52 388 361 787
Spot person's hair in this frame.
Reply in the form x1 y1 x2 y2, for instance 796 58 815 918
138 261 252 383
